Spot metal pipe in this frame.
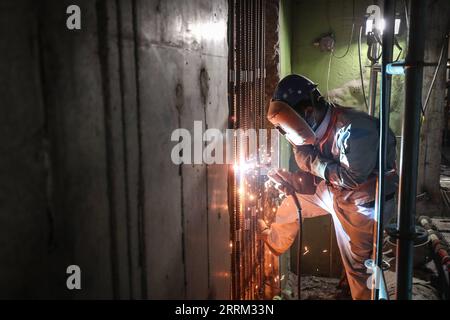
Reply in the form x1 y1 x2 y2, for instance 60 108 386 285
395 0 426 300
372 0 395 300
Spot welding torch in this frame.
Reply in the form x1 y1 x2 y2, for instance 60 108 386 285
266 99 318 300
267 170 303 300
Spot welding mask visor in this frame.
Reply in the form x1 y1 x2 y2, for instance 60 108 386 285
267 100 316 146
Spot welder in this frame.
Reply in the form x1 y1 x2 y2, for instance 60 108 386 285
260 74 398 300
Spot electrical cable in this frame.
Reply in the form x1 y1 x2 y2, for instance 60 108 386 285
332 24 355 59
358 25 370 111
326 51 333 100
288 191 303 300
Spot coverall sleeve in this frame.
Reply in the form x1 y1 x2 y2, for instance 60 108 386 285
295 121 379 190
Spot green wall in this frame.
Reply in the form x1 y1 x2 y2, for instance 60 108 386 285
280 0 293 78
286 0 407 136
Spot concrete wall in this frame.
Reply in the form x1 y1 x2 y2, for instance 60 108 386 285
0 0 230 299
0 1 51 299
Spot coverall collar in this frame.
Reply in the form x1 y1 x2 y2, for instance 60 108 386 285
314 106 332 141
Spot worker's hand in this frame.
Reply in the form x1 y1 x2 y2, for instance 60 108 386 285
267 169 316 195
267 169 293 195
257 219 271 241
294 145 330 182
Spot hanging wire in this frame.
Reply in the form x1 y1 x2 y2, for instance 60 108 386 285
404 0 410 33
326 51 333 100
331 0 356 59
394 38 403 62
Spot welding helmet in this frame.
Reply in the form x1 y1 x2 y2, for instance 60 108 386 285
268 75 319 146
272 74 321 109
267 101 316 146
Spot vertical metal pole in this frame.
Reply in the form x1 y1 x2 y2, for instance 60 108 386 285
368 44 380 116
372 0 395 300
395 0 426 300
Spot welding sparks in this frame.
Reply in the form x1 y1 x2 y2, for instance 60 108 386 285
303 246 310 255
233 161 259 174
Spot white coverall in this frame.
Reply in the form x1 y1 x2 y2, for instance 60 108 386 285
264 105 398 300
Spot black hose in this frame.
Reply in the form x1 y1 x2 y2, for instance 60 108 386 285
271 173 303 299
291 193 303 300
